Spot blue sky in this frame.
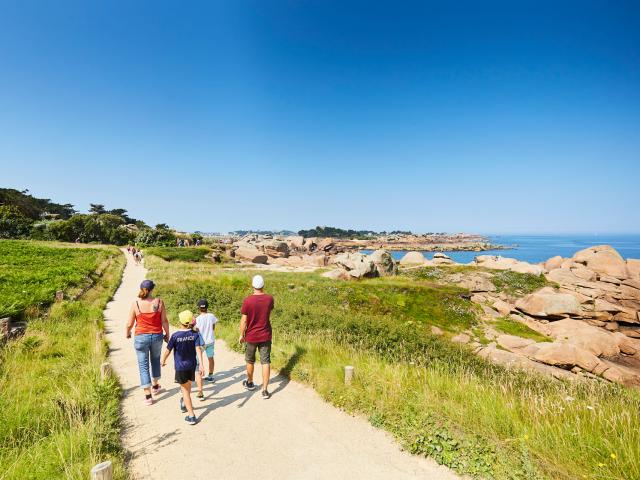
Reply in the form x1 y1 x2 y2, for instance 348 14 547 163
0 1 638 233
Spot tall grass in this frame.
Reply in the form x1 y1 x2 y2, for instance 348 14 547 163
143 246 211 262
148 256 640 480
0 239 114 318
0 243 126 480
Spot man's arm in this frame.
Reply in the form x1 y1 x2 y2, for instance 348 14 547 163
239 314 247 343
126 304 136 338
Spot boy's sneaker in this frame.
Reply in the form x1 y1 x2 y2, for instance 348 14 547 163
196 392 205 402
144 397 154 406
261 390 271 400
242 380 256 391
151 384 163 395
179 397 187 413
184 415 197 425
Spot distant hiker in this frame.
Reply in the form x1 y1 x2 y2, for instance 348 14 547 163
193 298 218 391
239 275 274 399
195 238 202 246
134 250 143 265
126 279 170 406
162 310 205 425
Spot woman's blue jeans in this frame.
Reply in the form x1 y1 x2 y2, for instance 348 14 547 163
134 333 163 388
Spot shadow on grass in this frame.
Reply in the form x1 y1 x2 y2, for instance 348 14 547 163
271 346 306 397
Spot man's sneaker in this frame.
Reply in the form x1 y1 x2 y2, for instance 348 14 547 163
261 390 271 400
179 397 187 413
205 374 215 382
151 384 163 395
144 397 154 406
184 415 197 425
196 392 205 401
242 380 256 391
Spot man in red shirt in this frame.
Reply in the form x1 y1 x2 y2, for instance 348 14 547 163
239 274 274 399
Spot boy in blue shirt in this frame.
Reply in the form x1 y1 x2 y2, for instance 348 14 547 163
161 310 205 425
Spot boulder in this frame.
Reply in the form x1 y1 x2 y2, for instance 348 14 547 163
316 238 336 252
510 262 545 275
261 240 290 258
532 342 601 372
474 255 544 275
233 247 269 264
287 236 305 249
400 251 426 265
368 250 398 276
571 266 597 281
515 289 581 318
492 299 514 315
496 334 535 352
544 256 563 271
627 259 640 279
322 269 351 280
458 275 497 293
302 254 328 267
546 319 620 357
452 333 471 344
331 252 378 279
573 245 629 279
431 326 444 336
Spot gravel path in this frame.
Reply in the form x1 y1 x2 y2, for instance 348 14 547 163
104 251 459 480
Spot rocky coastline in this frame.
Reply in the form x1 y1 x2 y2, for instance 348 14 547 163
226 235 640 388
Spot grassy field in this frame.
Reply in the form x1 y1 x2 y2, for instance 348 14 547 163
0 241 126 480
143 246 212 262
147 255 640 480
0 240 114 318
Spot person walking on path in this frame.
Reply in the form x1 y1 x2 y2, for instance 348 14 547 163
162 310 205 425
126 279 170 405
239 274 274 400
193 298 218 387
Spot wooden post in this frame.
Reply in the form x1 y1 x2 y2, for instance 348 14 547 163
344 365 355 385
0 318 9 338
100 362 112 380
55 290 64 302
90 460 113 480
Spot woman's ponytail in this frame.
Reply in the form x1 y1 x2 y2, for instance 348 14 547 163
138 287 150 299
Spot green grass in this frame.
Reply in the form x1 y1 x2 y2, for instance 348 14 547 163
143 246 211 262
0 240 114 318
490 270 549 296
147 256 640 480
493 316 551 343
0 242 126 479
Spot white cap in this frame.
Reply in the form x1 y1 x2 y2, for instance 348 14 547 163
252 275 265 289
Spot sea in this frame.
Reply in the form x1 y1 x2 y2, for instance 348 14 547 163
361 234 640 264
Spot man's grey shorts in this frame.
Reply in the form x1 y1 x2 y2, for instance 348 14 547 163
245 341 271 364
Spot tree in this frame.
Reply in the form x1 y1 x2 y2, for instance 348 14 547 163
155 223 170 230
89 204 106 214
0 205 33 238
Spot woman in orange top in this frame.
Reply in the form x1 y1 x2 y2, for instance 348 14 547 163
126 279 170 405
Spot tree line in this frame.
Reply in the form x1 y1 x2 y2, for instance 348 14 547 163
297 226 413 239
0 188 186 246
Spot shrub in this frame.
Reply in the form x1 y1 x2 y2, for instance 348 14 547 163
0 206 33 238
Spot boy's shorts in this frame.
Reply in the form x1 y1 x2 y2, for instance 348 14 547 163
175 369 195 385
245 341 272 364
203 343 215 358
195 343 214 369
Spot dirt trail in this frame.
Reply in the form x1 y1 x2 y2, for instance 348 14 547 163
104 252 459 480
